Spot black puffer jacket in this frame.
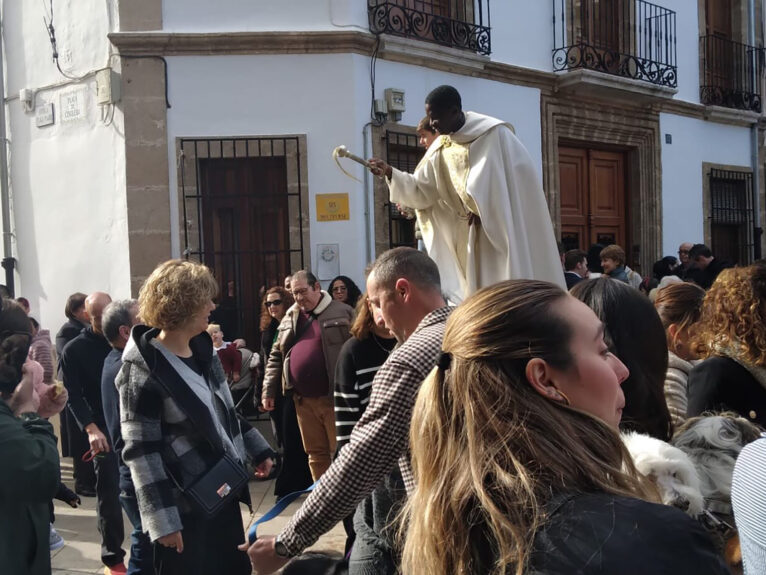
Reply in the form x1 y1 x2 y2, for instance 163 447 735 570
527 493 730 574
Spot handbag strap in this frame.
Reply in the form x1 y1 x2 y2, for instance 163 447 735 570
247 480 319 543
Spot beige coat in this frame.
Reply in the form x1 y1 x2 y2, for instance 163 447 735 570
262 291 354 400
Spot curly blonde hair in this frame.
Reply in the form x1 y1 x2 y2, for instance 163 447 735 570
694 264 766 366
138 260 218 331
402 280 655 575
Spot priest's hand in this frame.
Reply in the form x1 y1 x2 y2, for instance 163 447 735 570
368 158 392 179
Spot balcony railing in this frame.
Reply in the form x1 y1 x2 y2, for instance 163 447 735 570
700 35 764 113
553 0 677 88
368 0 491 56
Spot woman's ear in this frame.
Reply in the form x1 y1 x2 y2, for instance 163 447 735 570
525 358 563 401
667 323 680 341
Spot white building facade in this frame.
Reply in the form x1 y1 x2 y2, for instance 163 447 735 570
2 0 765 345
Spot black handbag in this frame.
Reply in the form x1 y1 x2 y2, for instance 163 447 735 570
182 452 249 519
151 348 250 519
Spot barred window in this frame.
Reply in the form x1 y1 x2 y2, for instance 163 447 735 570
709 168 755 265
385 131 423 250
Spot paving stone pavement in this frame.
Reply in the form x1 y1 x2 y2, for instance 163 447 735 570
50 415 345 574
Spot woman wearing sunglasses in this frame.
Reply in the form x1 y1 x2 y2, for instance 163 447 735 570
259 287 313 497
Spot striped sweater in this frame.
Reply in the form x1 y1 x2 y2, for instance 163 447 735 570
732 438 766 575
333 334 397 452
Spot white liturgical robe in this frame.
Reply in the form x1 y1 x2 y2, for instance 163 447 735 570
387 111 565 302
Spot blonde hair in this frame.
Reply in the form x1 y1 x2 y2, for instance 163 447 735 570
206 323 221 335
138 260 218 331
402 280 654 575
694 264 766 366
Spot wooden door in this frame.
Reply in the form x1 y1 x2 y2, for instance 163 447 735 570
200 157 290 347
706 0 732 38
559 146 627 253
705 0 733 90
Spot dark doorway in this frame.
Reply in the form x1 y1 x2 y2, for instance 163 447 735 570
180 137 307 349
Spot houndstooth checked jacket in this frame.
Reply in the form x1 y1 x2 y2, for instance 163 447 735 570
116 326 274 541
279 306 452 555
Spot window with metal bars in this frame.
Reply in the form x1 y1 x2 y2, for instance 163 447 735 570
177 136 308 347
385 131 424 249
709 168 755 265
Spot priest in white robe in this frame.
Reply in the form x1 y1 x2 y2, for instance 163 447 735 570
369 85 565 303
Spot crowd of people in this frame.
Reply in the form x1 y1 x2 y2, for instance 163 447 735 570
2 244 766 575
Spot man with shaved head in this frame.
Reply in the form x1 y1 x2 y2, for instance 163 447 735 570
61 291 127 574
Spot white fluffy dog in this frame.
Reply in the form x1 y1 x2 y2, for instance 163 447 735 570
622 431 705 517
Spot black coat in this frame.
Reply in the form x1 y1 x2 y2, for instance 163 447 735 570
688 356 766 427
564 271 585 290
527 493 729 574
55 318 88 357
60 326 112 430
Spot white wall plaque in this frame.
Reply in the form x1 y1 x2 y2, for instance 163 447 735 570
60 89 86 123
35 103 55 127
317 243 340 281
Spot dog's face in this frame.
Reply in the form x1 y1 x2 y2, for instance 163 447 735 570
622 431 705 517
672 413 762 502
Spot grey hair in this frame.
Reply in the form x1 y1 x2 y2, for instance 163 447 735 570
102 299 138 345
370 247 441 292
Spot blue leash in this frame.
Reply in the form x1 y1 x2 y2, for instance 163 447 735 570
248 480 319 544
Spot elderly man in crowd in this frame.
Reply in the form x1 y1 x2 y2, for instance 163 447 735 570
262 270 354 481
100 300 151 575
61 292 126 574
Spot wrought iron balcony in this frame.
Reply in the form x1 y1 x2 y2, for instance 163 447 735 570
700 35 764 113
553 0 677 88
368 0 491 56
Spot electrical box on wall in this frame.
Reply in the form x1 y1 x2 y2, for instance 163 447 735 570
96 68 121 105
384 88 405 112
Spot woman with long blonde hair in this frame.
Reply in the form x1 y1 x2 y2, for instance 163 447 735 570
688 264 766 427
402 280 727 575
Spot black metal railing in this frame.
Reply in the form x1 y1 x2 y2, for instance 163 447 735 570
709 168 758 265
553 0 677 88
368 0 491 55
700 35 764 113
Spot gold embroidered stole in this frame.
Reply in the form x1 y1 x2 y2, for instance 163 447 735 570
436 136 478 277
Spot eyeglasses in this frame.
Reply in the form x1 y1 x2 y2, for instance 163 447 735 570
678 250 690 255
291 288 309 297
265 300 283 307
332 286 347 293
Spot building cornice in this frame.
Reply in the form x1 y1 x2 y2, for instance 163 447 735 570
109 30 763 128
108 30 377 56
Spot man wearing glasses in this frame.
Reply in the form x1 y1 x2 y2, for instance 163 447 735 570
261 270 354 480
677 242 694 279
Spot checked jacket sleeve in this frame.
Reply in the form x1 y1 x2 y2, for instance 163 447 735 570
277 307 451 555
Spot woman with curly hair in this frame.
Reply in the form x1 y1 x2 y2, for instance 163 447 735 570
688 264 766 426
402 280 728 575
117 260 275 575
258 286 313 497
328 275 362 308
